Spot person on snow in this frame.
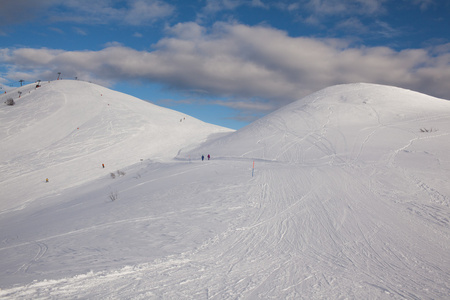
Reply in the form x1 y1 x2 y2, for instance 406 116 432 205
202 155 204 161
207 154 210 160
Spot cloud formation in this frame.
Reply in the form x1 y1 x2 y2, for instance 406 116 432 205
0 0 54 27
0 0 174 28
0 0 438 29
1 22 449 112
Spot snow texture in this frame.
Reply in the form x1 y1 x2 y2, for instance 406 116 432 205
1 81 449 299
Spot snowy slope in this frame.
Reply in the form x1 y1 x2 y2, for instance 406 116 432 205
182 83 450 165
1 83 449 299
0 80 232 212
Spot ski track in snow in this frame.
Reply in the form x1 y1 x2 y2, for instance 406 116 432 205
15 242 48 275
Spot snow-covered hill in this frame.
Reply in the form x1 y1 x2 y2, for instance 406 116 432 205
182 83 450 165
0 80 232 212
1 83 449 299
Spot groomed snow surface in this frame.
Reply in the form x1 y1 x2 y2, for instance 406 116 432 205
1 81 449 299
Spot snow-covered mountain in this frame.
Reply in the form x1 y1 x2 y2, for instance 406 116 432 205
182 83 450 165
0 80 232 212
1 82 449 299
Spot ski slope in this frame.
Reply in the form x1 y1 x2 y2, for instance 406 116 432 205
184 83 450 166
0 83 449 299
0 80 232 213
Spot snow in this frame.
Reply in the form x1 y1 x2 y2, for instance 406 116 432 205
0 80 232 213
1 82 449 299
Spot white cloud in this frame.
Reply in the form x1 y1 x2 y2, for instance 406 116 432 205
103 41 124 48
123 0 174 25
1 22 449 113
165 22 206 40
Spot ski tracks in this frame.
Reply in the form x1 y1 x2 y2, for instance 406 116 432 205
15 242 48 274
2 160 449 299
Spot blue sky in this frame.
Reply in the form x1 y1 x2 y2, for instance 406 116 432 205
1 0 449 129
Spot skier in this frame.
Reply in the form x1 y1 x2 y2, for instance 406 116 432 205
207 154 210 160
202 155 204 161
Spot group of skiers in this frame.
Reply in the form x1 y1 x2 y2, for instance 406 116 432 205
202 154 211 161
